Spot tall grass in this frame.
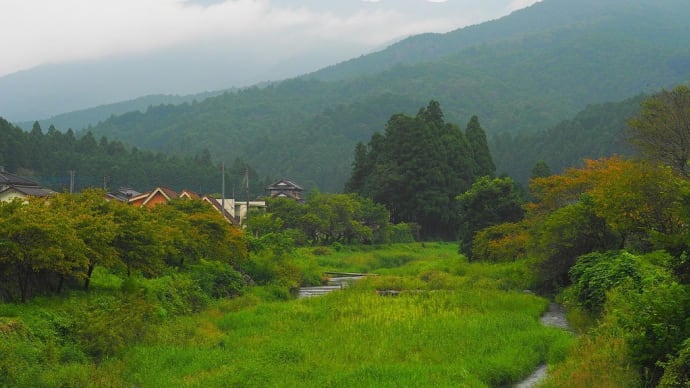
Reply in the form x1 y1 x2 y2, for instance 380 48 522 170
0 242 573 387
119 287 570 387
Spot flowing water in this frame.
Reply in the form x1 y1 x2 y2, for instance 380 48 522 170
297 276 364 298
515 303 570 388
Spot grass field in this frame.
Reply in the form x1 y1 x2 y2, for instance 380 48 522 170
1 242 574 387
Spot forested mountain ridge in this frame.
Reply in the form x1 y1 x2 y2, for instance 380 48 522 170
309 0 681 82
70 0 690 191
14 90 226 134
493 94 646 183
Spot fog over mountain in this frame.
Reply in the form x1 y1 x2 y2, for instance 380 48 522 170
0 0 537 122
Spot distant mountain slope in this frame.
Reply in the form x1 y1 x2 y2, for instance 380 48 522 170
14 91 225 132
491 94 645 184
85 0 690 192
309 0 690 82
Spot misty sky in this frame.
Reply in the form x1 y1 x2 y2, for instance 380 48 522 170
2 0 540 78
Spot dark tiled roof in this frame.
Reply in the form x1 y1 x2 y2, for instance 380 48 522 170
106 187 142 202
266 179 304 191
0 170 40 187
0 185 53 197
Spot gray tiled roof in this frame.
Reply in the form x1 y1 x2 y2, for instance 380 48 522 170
0 170 40 187
0 186 53 197
266 179 304 191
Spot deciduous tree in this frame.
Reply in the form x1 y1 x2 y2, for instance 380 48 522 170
457 176 525 257
628 85 690 176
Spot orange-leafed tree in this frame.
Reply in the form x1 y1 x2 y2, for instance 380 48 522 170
471 222 529 262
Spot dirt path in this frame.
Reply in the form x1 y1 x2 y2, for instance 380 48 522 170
515 303 570 388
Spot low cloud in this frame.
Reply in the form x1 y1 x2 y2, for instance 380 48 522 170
0 0 537 77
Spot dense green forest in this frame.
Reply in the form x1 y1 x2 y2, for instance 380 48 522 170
15 90 226 135
492 94 645 183
0 117 267 197
51 0 690 192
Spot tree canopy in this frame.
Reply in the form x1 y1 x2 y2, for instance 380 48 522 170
0 191 248 302
627 85 690 177
345 101 493 239
456 176 524 257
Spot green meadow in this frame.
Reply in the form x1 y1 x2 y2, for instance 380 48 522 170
1 243 573 387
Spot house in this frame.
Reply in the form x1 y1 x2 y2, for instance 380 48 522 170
105 187 142 202
179 189 200 200
202 196 265 225
119 185 267 225
0 166 53 202
128 186 178 208
266 179 304 201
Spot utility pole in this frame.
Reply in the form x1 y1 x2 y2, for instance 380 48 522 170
68 170 75 194
221 162 226 220
244 166 250 225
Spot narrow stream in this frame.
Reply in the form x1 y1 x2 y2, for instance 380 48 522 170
515 303 570 388
299 281 569 387
298 276 364 298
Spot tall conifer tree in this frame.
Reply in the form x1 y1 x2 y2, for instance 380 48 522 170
465 115 495 178
346 101 487 239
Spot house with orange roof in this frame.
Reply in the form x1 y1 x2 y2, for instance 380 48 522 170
179 189 200 200
128 186 178 208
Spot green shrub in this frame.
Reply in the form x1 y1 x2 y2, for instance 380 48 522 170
388 223 416 243
245 253 301 289
144 275 209 316
659 338 690 387
0 336 44 386
532 198 619 293
71 294 156 359
311 246 332 256
607 280 690 382
374 253 414 269
249 283 293 301
191 260 246 299
569 251 643 313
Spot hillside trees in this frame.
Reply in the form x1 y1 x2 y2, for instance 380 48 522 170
0 117 266 197
345 101 494 239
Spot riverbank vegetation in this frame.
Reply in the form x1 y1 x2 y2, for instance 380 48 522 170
465 86 690 387
0 243 573 387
